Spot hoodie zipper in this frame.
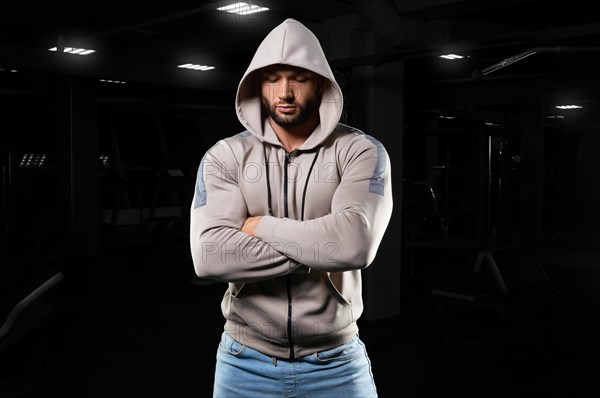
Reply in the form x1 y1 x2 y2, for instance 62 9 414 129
283 150 295 359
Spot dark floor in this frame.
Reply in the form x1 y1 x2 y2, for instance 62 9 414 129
1 227 600 398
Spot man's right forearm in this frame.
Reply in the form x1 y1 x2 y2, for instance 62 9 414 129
191 222 306 283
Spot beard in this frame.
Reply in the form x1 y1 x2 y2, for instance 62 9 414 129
261 94 321 128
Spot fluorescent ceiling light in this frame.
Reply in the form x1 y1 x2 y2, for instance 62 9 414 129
439 54 464 60
178 63 215 71
49 46 96 55
555 105 582 109
19 153 47 168
99 154 111 167
100 79 126 84
217 2 269 15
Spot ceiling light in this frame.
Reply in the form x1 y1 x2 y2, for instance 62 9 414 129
555 105 582 110
178 63 215 71
99 154 111 168
0 66 18 73
100 79 127 84
49 47 96 55
217 2 269 15
19 153 47 168
439 54 464 60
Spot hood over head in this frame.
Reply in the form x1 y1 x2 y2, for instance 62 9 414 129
236 18 343 150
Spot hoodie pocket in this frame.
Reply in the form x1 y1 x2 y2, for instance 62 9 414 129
229 282 246 297
325 272 352 308
226 278 290 344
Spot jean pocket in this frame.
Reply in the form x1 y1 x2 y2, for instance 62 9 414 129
218 332 246 357
314 336 362 362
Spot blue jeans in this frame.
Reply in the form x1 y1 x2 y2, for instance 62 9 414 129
213 331 378 398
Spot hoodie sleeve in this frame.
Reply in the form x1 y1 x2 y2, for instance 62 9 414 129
190 139 304 283
253 135 393 272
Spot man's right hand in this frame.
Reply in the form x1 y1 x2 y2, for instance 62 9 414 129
241 216 263 236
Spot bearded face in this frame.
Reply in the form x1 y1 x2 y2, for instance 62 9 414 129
260 65 323 128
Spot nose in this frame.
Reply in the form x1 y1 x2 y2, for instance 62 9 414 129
277 79 295 101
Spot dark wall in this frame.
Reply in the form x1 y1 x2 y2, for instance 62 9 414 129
403 74 600 254
0 73 244 287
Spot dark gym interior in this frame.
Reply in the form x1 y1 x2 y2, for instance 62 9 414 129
2 1 600 396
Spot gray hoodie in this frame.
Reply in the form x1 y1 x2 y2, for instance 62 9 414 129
190 18 393 359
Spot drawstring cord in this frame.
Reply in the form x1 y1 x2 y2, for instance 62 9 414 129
301 147 321 221
263 144 273 216
262 144 321 221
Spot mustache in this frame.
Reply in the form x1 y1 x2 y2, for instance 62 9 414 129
274 98 297 105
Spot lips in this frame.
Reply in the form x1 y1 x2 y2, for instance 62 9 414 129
276 104 296 114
